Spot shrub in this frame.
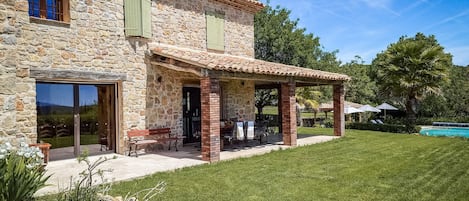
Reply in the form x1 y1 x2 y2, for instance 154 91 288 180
55 152 115 201
54 151 166 201
346 123 420 134
0 141 50 201
324 119 334 128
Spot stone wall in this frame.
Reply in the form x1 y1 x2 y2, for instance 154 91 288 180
153 0 255 58
146 66 198 137
0 0 258 154
7 0 149 151
221 80 255 121
0 0 18 143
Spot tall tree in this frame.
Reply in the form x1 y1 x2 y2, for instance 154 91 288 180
372 33 452 123
254 4 341 115
338 56 377 104
443 65 469 116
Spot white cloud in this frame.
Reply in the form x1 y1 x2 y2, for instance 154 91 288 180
425 9 469 30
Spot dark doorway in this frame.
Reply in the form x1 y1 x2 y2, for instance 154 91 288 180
182 87 201 143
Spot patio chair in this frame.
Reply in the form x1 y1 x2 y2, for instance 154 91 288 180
235 121 245 141
376 119 384 124
246 121 255 140
370 120 378 124
254 120 268 144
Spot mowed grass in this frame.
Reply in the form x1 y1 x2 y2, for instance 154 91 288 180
106 129 469 201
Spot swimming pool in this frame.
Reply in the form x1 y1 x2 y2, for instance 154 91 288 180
420 127 469 138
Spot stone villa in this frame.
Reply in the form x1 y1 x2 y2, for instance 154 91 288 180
0 0 349 162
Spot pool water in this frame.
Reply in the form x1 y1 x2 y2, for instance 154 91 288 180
420 127 469 138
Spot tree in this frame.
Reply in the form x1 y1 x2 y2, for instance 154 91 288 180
338 56 377 104
443 65 469 116
255 89 277 116
254 3 341 114
372 33 452 123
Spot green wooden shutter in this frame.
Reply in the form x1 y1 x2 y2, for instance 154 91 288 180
124 0 151 38
206 11 224 51
141 0 152 38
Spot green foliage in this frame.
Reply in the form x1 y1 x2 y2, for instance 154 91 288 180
255 89 277 115
255 4 322 67
0 141 50 201
346 123 420 133
50 152 165 201
337 56 377 104
323 119 334 128
417 94 448 117
55 151 115 201
443 65 469 116
372 33 452 122
254 3 340 110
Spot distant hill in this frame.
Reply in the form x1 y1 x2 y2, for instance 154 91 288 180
37 102 73 115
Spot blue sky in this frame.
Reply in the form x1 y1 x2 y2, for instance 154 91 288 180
260 0 469 66
37 83 97 107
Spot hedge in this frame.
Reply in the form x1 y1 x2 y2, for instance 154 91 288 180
346 122 421 134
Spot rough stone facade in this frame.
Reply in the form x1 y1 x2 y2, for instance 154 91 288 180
0 0 258 155
153 0 255 58
221 80 255 121
0 0 19 142
2 0 149 150
146 66 198 136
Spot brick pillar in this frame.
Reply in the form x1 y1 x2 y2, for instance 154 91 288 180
200 77 220 162
333 84 345 136
280 82 297 146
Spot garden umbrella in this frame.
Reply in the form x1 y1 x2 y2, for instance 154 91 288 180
359 105 381 122
376 103 398 119
359 105 381 113
344 106 364 114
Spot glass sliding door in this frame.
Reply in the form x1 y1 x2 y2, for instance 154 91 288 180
36 82 116 160
37 83 75 159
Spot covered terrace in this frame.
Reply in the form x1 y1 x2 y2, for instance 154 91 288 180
149 44 350 162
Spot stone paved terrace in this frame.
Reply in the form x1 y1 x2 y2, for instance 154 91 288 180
36 135 339 196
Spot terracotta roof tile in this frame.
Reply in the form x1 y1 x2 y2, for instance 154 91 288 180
213 0 264 13
150 44 351 82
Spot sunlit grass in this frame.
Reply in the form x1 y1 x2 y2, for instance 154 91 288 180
104 129 469 201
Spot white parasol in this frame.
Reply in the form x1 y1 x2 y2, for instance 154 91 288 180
376 103 398 118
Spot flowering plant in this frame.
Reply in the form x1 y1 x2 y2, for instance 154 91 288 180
0 140 50 200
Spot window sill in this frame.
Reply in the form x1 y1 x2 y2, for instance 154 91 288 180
29 17 70 28
207 48 225 54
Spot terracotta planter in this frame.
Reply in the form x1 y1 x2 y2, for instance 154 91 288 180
29 143 51 164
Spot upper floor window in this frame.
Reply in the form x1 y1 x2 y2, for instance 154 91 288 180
28 0 70 22
206 11 225 52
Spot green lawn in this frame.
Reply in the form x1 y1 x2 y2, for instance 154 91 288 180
101 129 469 201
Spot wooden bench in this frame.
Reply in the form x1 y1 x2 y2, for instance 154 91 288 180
126 128 184 157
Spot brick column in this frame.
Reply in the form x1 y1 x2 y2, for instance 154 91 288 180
200 77 220 162
333 84 345 136
280 82 297 146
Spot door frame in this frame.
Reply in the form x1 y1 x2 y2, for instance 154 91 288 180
182 86 201 143
35 80 120 157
